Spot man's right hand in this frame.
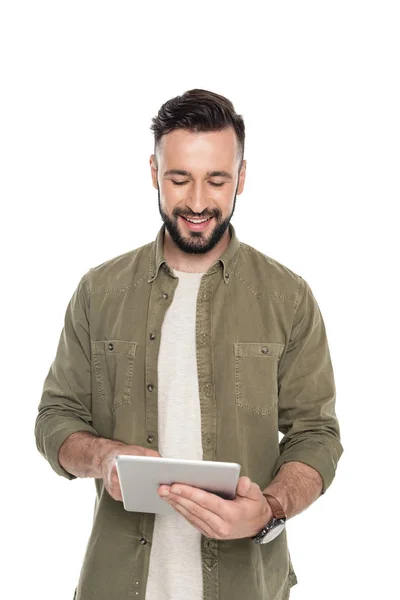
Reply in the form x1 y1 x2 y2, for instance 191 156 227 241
100 443 162 502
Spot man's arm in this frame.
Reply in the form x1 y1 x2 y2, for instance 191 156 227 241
266 276 343 517
58 431 124 479
262 461 323 519
34 271 100 479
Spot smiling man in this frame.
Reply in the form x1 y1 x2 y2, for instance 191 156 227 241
154 126 244 270
35 88 343 600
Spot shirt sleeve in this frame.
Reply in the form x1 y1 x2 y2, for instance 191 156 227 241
34 271 99 479
272 276 344 494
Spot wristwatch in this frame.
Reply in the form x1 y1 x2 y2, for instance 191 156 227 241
251 493 287 544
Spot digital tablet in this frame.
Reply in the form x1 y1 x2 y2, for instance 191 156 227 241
115 455 241 515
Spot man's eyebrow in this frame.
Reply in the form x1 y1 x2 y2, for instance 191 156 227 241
207 170 233 179
163 169 233 179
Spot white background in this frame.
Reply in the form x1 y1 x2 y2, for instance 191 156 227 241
1 1 399 598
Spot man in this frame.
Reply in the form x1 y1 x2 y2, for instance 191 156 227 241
35 88 343 600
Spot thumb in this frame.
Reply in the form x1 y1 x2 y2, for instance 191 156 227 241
236 476 254 498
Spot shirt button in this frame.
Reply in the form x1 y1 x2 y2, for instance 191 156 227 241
203 383 213 397
147 383 154 392
147 434 154 443
162 293 168 299
261 346 270 354
225 272 230 279
204 432 213 448
149 333 156 340
108 342 114 351
139 537 147 545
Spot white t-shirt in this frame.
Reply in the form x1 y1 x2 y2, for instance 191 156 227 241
145 269 207 600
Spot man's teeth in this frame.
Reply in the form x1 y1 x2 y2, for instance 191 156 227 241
185 217 211 223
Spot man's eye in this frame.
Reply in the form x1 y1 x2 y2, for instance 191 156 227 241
171 180 225 187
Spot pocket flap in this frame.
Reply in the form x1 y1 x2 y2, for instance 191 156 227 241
234 341 284 359
92 340 137 357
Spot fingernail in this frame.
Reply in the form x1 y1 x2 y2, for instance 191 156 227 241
159 489 169 497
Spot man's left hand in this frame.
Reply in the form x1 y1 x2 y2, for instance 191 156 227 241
158 476 272 540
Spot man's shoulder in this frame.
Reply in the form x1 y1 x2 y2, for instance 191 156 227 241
238 240 303 301
83 238 154 293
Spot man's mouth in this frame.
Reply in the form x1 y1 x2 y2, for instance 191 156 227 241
182 216 212 223
179 215 214 231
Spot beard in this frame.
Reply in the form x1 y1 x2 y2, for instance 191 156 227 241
157 181 238 255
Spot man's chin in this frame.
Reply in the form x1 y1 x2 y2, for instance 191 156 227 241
173 235 212 255
166 223 215 254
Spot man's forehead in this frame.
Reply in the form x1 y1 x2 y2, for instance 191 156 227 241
157 128 239 171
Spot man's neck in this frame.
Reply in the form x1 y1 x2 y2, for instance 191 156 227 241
163 228 231 274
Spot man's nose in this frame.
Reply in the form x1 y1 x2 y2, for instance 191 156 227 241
185 182 210 214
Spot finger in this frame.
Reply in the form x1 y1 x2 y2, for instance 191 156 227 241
236 477 261 501
167 499 216 539
112 483 123 502
236 477 251 496
111 473 121 490
169 484 230 518
165 493 227 538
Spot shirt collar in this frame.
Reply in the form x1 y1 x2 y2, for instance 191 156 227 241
147 222 241 284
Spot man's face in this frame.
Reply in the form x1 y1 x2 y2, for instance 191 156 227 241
150 127 246 255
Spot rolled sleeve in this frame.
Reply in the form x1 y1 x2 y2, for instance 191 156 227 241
273 277 343 494
35 271 98 480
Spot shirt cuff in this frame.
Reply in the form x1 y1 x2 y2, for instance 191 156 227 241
272 441 343 495
39 419 99 480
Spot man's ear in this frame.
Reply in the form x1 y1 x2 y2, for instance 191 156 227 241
237 159 247 195
149 154 158 190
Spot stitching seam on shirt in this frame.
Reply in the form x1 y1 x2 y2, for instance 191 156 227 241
293 276 303 312
236 399 278 417
233 270 296 301
87 273 148 294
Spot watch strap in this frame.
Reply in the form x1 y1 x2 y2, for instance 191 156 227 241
262 493 287 520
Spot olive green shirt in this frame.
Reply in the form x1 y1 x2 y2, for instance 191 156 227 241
35 222 343 600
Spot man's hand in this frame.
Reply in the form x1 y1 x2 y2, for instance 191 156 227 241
101 444 161 502
158 476 272 540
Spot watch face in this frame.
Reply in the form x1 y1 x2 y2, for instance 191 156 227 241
260 522 285 544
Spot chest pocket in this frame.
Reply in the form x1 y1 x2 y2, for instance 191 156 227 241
234 342 285 416
92 340 137 412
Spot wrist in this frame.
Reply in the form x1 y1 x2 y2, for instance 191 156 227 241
92 438 125 479
252 493 287 543
249 496 272 538
261 487 289 518
260 494 273 525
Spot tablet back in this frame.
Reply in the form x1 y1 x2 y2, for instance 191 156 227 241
115 455 241 515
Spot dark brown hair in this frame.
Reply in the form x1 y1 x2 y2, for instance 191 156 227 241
150 88 245 166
